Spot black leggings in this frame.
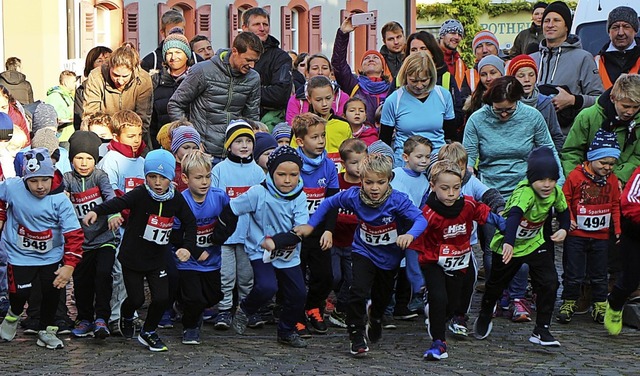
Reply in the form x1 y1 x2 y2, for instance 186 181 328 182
121 265 169 333
8 262 61 330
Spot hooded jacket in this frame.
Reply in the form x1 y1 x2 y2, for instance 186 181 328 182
253 35 293 115
167 48 261 158
510 23 544 57
0 70 33 104
45 85 74 122
530 35 604 111
380 45 405 79
150 66 187 149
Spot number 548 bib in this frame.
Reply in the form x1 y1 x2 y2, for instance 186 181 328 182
143 214 174 245
18 225 53 253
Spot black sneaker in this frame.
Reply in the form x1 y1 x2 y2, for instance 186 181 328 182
366 317 382 343
306 308 328 334
247 313 267 329
393 306 418 320
529 325 560 347
121 317 136 339
55 318 74 335
295 322 312 338
382 314 397 329
473 311 493 340
138 331 168 352
328 309 347 328
21 317 39 335
349 331 369 357
277 332 308 348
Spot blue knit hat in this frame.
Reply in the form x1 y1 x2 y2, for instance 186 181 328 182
527 146 559 183
144 149 176 181
587 129 621 161
267 145 302 176
22 147 55 181
170 126 201 154
367 140 394 161
254 132 278 160
272 122 292 142
162 29 192 61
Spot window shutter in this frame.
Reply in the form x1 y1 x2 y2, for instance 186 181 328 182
196 4 211 39
123 2 140 51
229 4 240 47
281 6 292 52
157 3 171 44
366 10 378 51
308 6 322 54
80 1 95 59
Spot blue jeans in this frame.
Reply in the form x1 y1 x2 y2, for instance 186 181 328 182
331 246 353 312
562 236 608 301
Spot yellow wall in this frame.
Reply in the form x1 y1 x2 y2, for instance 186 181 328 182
3 0 66 101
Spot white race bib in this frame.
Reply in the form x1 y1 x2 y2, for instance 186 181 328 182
142 214 174 245
327 152 343 173
262 245 296 263
226 186 250 199
303 187 325 214
124 177 144 193
196 223 215 247
70 186 103 219
359 222 398 246
576 204 611 231
516 218 544 239
437 243 471 271
17 225 53 253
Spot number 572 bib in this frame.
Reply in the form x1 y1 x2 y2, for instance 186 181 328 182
437 243 471 271
18 225 53 253
143 214 174 245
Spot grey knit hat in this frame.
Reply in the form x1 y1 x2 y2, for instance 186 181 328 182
439 19 464 38
607 6 639 32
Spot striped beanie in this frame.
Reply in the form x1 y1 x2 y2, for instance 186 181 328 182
224 120 255 151
272 122 292 142
170 126 201 154
163 30 192 60
507 54 538 76
472 30 499 51
367 140 394 161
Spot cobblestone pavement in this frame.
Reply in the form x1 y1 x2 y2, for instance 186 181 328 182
2 250 639 375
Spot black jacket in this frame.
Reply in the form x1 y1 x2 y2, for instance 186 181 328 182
253 35 293 115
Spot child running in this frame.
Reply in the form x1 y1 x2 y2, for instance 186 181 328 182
296 153 427 357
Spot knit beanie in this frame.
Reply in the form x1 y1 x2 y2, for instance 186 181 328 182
28 102 58 133
267 145 303 177
367 140 394 161
254 132 278 160
224 120 255 151
478 55 505 76
507 54 538 76
272 122 292 142
439 19 464 38
68 130 101 162
532 1 547 12
543 1 573 32
0 112 13 141
472 30 499 51
32 128 59 155
170 126 201 154
607 6 639 32
144 149 176 181
22 147 55 181
361 50 386 73
162 29 191 60
527 146 559 183
587 129 621 161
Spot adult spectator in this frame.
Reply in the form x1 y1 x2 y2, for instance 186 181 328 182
167 32 262 162
286 53 349 124
508 54 564 152
190 35 214 60
291 52 308 94
380 21 406 78
150 30 196 149
405 31 464 141
510 1 547 57
463 55 505 118
596 6 640 90
83 44 153 150
332 13 391 126
74 46 112 130
0 57 33 104
465 30 502 93
242 7 292 127
45 70 76 143
0 85 30 150
438 19 467 92
531 1 604 134
380 51 454 166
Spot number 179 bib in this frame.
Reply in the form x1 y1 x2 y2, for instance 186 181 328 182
143 214 174 245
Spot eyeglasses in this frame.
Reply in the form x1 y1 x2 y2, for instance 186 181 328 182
492 105 517 116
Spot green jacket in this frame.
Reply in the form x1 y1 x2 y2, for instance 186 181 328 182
45 85 74 122
561 100 640 183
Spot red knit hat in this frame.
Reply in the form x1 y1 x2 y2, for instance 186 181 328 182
361 50 387 75
507 54 538 76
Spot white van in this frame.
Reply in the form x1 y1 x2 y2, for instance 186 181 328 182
571 0 640 55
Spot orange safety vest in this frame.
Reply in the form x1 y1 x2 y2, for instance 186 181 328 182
465 68 480 93
595 54 640 90
454 58 467 89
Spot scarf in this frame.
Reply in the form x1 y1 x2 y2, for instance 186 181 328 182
520 87 539 108
426 191 464 218
357 75 390 96
581 163 608 187
443 49 459 75
359 185 392 208
264 175 304 200
144 183 175 202
298 147 326 174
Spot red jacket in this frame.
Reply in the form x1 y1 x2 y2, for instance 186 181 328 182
563 164 621 239
333 172 361 248
622 166 640 224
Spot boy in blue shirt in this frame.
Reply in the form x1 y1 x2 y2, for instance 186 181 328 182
296 154 427 357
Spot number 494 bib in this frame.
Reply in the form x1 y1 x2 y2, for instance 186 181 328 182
576 204 611 231
143 214 174 245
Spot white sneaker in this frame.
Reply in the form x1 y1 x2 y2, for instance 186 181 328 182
0 309 20 341
36 326 64 349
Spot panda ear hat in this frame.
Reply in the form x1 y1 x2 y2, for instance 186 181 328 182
22 147 55 181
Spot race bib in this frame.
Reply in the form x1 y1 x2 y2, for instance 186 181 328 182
516 218 544 239
437 243 471 271
262 245 296 263
226 186 250 199
196 223 215 247
359 222 398 246
17 225 53 253
303 187 325 214
327 152 343 173
124 177 144 193
70 186 103 219
576 204 611 231
142 214 174 245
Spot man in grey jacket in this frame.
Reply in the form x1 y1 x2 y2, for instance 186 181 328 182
167 32 263 160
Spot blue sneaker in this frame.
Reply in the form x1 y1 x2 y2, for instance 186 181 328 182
158 309 174 329
202 307 217 322
93 319 110 339
499 290 510 311
423 339 448 360
72 320 94 338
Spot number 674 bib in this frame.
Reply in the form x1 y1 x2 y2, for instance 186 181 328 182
143 214 174 245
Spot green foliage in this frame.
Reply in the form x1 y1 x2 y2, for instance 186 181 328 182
417 0 577 66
